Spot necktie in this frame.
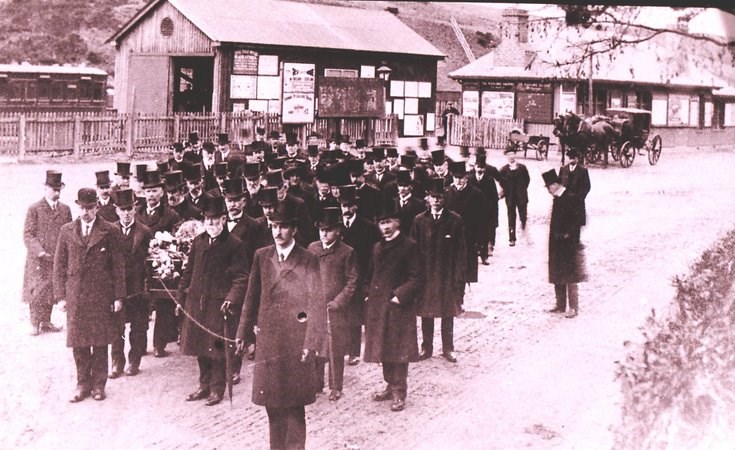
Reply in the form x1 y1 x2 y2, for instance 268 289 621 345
83 224 90 237
434 213 440 221
278 253 285 265
147 208 156 216
51 204 56 212
123 226 130 236
400 199 406 209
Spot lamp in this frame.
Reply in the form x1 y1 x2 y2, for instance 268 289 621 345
377 63 392 82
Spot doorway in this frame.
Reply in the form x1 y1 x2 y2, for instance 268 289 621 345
173 57 214 113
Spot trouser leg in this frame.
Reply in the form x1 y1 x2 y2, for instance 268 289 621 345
91 345 109 391
489 226 497 248
329 357 345 392
348 324 362 357
440 316 454 353
29 286 54 327
507 203 517 242
383 362 408 400
554 284 567 310
518 202 528 229
72 347 92 391
208 357 225 396
153 298 177 350
316 358 326 391
127 299 149 365
420 317 434 354
285 406 306 450
197 356 212 390
567 283 579 311
266 407 288 450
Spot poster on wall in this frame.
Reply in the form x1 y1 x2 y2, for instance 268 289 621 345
426 113 436 131
704 101 713 127
385 101 392 115
403 114 424 136
268 99 281 115
404 81 419 98
393 98 405 119
282 93 315 123
651 96 668 126
667 94 690 126
560 92 576 113
232 102 246 112
233 50 259 75
258 55 279 75
404 98 419 114
257 76 281 99
248 99 268 113
481 91 514 119
418 82 432 98
360 65 375 78
390 80 404 97
230 75 257 99
283 63 315 93
724 103 735 127
462 90 479 117
317 77 385 118
689 99 699 127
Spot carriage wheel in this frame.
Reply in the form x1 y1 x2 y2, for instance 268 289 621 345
648 135 662 165
536 141 549 160
585 147 601 165
620 141 636 168
610 143 621 162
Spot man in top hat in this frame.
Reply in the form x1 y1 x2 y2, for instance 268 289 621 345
166 170 203 221
242 162 264 219
311 166 339 219
132 163 149 207
468 150 502 263
135 169 181 358
236 200 326 450
542 169 587 319
364 200 422 412
265 169 314 247
411 177 467 364
365 147 395 191
345 159 382 222
430 149 452 186
392 168 426 236
386 147 400 173
112 161 133 192
558 148 591 240
184 163 212 212
382 154 428 209
445 160 488 287
255 126 266 142
178 196 249 406
307 207 358 401
168 142 186 173
109 188 153 378
23 170 73 336
224 178 265 265
207 162 228 198
441 101 460 138
95 171 118 223
284 158 315 210
184 132 203 165
303 144 320 184
251 186 279 247
284 133 303 159
354 139 368 159
268 130 284 155
54 187 126 402
499 148 531 247
248 140 268 164
200 142 219 191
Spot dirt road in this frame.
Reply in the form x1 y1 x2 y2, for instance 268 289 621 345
1 147 734 449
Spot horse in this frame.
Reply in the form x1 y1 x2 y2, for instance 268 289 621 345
553 112 617 166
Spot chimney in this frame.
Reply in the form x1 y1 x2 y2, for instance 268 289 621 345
494 8 530 67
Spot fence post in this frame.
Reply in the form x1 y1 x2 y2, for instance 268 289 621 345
18 114 26 161
73 115 82 159
219 112 227 132
173 115 180 143
126 114 135 158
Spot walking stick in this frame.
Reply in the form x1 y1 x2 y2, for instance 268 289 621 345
326 306 336 395
223 312 233 407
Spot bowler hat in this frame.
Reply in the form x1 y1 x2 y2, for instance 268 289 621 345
307 145 320 157
223 177 246 199
372 147 386 161
242 162 262 180
214 162 228 178
257 187 279 207
45 170 65 189
337 184 358 205
115 161 132 177
286 133 299 146
112 188 135 208
395 168 412 186
76 187 98 208
202 141 216 153
427 177 446 196
386 147 398 158
346 159 365 176
188 131 199 145
316 207 342 229
95 170 111 188
269 130 281 140
164 170 185 192
431 149 446 166
143 170 165 189
203 196 227 218
400 154 416 170
217 133 229 145
265 170 285 188
542 169 559 187
135 164 149 182
183 163 203 182
256 126 266 136
449 161 467 178
475 154 487 169
270 200 299 225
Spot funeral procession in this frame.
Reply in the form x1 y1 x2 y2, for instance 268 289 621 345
4 1 735 449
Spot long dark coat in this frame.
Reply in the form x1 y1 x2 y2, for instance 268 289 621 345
116 221 152 300
356 183 383 222
178 230 249 358
53 217 126 347
499 163 530 206
229 213 267 264
395 195 426 236
548 190 587 284
559 163 591 226
23 199 72 306
411 210 467 317
237 244 325 408
172 198 204 222
97 199 118 223
363 233 422 364
445 185 487 283
468 167 501 228
135 203 181 234
341 216 380 327
307 240 358 358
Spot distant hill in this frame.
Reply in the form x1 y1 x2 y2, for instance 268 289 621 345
0 0 503 91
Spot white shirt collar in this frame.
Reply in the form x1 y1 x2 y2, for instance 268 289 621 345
322 240 337 250
45 198 58 209
120 219 135 229
82 217 96 230
277 238 296 261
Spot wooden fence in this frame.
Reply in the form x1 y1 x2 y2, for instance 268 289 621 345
0 112 399 159
446 115 525 149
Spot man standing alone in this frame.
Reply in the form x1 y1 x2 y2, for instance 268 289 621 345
499 149 530 247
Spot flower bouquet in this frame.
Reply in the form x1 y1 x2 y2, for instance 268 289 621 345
146 219 205 291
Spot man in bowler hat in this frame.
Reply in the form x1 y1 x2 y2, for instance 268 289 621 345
95 170 118 223
54 188 126 402
165 170 203 221
499 149 531 247
558 148 591 241
23 171 72 335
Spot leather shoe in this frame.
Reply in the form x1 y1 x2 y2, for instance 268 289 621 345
509 241 516 247
232 373 241 385
547 307 565 314
372 387 393 402
40 322 63 333
153 347 168 358
417 349 433 361
346 356 360 366
205 392 223 406
69 388 90 403
186 388 210 401
442 351 458 363
390 398 405 412
109 368 123 379
125 364 140 376
328 390 343 401
91 389 106 401
481 258 489 266
30 325 41 336
565 308 578 319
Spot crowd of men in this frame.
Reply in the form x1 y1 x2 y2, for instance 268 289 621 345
22 126 589 449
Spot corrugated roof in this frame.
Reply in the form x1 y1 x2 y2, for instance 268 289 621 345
0 63 107 76
113 0 443 58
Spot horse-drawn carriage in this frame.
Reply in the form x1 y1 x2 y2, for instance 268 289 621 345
505 128 550 161
606 108 662 168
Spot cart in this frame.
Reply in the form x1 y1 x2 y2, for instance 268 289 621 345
606 108 662 168
506 129 550 161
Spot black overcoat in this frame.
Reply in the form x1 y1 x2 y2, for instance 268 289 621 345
445 185 487 283
559 163 591 226
341 216 380 327
135 203 181 234
499 163 530 206
469 167 501 228
548 190 587 284
117 221 152 299
363 233 421 364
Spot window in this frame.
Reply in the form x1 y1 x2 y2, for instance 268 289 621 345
0 77 7 100
92 82 104 101
38 77 51 99
8 80 24 101
52 81 67 101
324 68 358 78
79 80 93 100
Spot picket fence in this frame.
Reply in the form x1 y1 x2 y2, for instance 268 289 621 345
446 115 526 149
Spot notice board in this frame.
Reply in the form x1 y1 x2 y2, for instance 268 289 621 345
516 92 553 123
317 77 385 118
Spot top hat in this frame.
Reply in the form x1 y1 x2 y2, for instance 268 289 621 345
76 187 98 208
223 177 246 199
283 159 305 177
316 207 342 229
286 133 299 146
449 160 467 178
355 139 366 149
377 198 400 221
94 170 111 188
202 141 216 153
44 170 65 189
183 163 203 182
475 146 487 156
112 188 135 209
256 126 266 136
251 140 268 154
269 130 281 140
436 135 446 146
427 177 447 196
337 184 358 205
115 161 132 177
267 156 288 171
372 147 386 161
214 162 228 178
164 170 185 192
143 170 165 189
395 168 412 186
156 160 170 175
203 196 227 218
431 149 446 166
257 187 279 207
188 131 199 144
265 170 285 188
419 137 429 151
346 159 365 176
386 147 399 158
542 169 559 187
270 200 299 225
227 159 244 179
217 133 229 145
242 162 262 180
135 164 149 182
475 154 487 169
306 145 320 157
400 154 416 170
171 142 185 153
329 163 350 186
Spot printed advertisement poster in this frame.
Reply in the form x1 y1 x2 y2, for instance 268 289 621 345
248 100 268 113
426 113 435 131
282 93 315 124
667 94 689 126
481 91 514 119
651 97 668 126
283 63 315 93
560 92 576 114
258 55 279 75
230 75 257 99
404 98 419 114
360 65 375 78
418 82 432 98
390 80 404 97
462 90 479 117
403 114 424 136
